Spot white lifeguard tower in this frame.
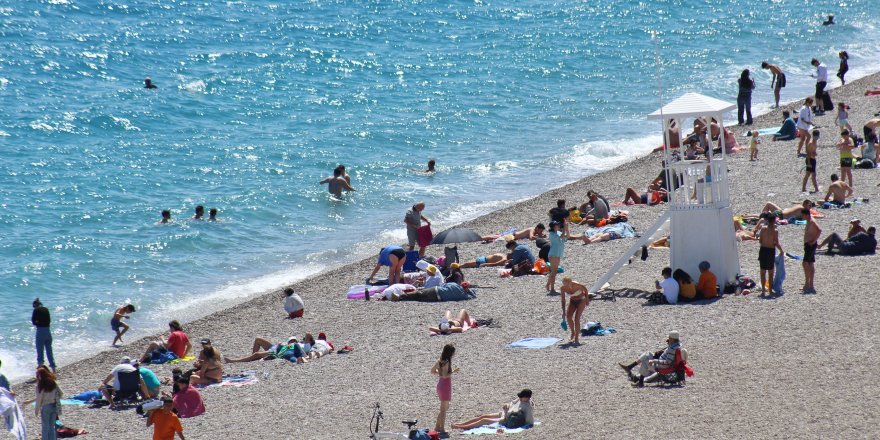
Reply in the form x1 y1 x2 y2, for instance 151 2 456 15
592 92 741 293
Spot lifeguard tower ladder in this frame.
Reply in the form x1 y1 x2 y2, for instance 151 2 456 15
591 93 741 293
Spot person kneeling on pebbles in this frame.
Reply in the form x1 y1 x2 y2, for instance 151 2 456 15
618 331 686 387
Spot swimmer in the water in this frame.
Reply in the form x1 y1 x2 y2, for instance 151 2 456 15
425 160 436 173
822 15 834 26
193 205 205 220
319 167 356 198
144 77 157 89
208 208 218 221
159 209 172 224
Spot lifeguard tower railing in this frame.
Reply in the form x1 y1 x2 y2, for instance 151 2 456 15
667 157 730 209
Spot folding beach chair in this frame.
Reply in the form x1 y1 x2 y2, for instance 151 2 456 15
402 250 421 273
111 370 144 405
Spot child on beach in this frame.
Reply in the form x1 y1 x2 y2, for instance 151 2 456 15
146 396 185 440
835 103 852 133
749 130 760 161
802 130 819 193
837 130 855 189
431 344 458 433
282 288 304 318
837 51 849 85
111 304 136 346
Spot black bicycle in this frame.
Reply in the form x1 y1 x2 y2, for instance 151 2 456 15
368 402 419 439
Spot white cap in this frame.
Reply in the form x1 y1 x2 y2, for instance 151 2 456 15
416 260 430 270
668 331 680 340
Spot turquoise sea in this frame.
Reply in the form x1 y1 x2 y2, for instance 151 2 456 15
1 0 878 380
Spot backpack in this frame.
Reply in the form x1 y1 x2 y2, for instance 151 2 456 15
502 410 527 429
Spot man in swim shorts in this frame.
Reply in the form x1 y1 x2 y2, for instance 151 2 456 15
760 199 815 223
756 213 783 295
111 304 136 346
460 253 509 269
319 167 356 198
761 62 785 108
802 129 819 193
802 209 821 294
823 173 852 206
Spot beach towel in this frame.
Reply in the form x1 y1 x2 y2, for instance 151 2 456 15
508 338 560 349
773 254 786 294
742 127 781 137
461 422 540 436
580 322 617 337
346 284 387 300
168 355 197 364
68 390 102 403
417 225 433 248
147 349 179 364
199 371 258 388
583 223 637 239
0 388 25 440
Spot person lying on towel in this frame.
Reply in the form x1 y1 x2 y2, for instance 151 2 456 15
391 282 476 302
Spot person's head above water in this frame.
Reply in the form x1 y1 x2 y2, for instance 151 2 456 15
427 159 436 171
144 77 156 89
335 164 346 174
209 208 217 220
333 168 343 177
161 209 171 220
194 205 205 218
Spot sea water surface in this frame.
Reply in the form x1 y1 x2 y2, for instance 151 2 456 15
2 0 879 380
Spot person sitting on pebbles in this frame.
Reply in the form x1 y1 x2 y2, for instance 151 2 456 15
451 389 534 431
618 331 684 387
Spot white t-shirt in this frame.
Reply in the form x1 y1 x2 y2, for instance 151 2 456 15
312 340 332 355
283 293 304 314
659 277 679 304
382 283 416 300
816 64 828 83
110 363 137 389
797 106 812 131
424 274 445 288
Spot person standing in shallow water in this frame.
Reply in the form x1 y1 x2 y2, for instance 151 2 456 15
32 298 56 372
737 69 756 125
431 344 457 434
319 167 356 198
837 51 849 85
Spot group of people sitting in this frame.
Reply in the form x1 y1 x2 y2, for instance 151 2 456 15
653 262 719 305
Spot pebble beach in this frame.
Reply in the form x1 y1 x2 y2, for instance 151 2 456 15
9 72 880 439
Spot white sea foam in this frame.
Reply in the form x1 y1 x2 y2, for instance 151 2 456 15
181 79 207 92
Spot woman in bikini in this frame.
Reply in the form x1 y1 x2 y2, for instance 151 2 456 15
560 277 589 344
429 309 475 335
190 345 223 385
431 344 458 433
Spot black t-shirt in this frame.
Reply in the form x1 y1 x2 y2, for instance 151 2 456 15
841 233 877 255
549 207 568 223
32 306 51 327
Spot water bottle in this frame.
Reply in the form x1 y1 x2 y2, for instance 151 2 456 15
364 286 370 301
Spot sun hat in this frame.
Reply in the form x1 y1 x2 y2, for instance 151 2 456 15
287 336 298 343
121 356 132 364
200 338 212 345
426 265 437 275
450 262 460 270
668 331 680 340
439 317 450 331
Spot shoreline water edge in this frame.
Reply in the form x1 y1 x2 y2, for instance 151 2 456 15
8 68 880 438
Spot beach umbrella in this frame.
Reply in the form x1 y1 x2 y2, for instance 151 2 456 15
431 228 482 245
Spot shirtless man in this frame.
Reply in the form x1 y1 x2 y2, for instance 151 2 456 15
802 209 821 294
756 213 783 295
192 205 205 220
111 304 136 346
802 130 819 193
560 277 589 344
319 167 356 198
824 173 852 206
623 169 670 205
481 224 545 242
761 199 816 221
761 62 786 108
158 209 172 224
578 191 610 226
459 253 510 269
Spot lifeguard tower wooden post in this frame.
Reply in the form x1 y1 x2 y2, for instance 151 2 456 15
591 93 741 293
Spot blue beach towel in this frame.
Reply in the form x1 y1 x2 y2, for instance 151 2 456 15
742 126 781 137
461 422 540 435
508 338 560 349
147 349 179 364
583 223 636 239
773 254 786 294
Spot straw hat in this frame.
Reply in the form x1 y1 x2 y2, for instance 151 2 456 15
668 331 680 340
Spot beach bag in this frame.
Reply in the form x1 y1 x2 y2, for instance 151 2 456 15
608 213 628 224
502 410 527 429
533 259 549 274
822 91 834 111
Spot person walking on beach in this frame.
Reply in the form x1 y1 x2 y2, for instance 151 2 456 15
404 202 430 257
802 208 821 294
147 396 186 440
757 213 783 296
811 59 828 112
737 69 756 125
34 366 61 440
560 277 589 344
796 98 814 156
545 220 568 294
111 304 136 346
319 167 356 198
835 102 852 133
837 51 849 85
802 129 819 193
837 130 855 189
761 62 785 108
31 298 56 372
431 344 457 434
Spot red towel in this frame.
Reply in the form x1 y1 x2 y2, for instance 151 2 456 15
417 225 433 247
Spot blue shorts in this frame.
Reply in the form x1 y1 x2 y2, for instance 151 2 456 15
111 318 122 332
475 256 487 267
